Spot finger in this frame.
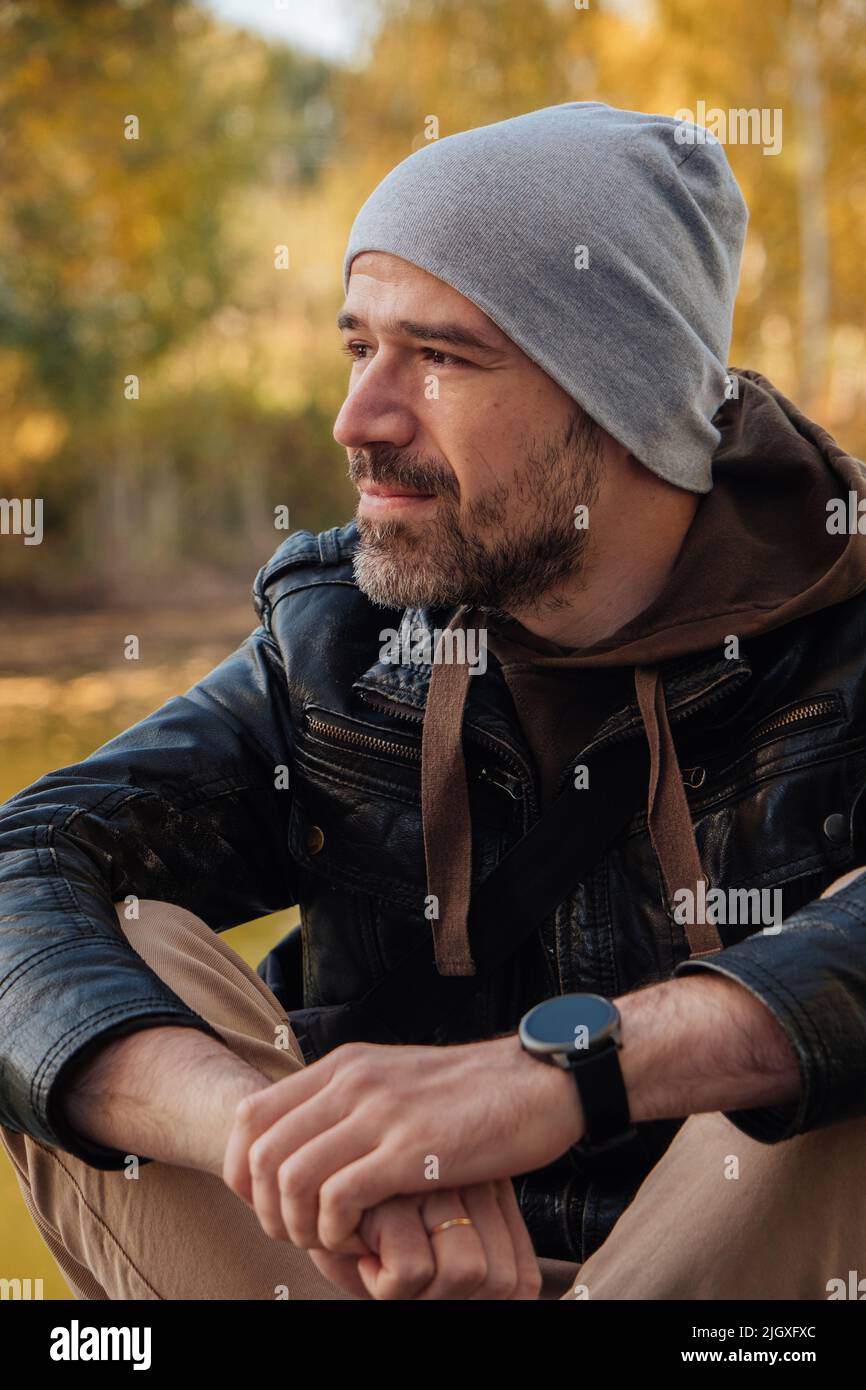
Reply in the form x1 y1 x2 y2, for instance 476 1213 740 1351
275 1116 380 1251
247 1113 335 1244
317 1164 396 1253
416 1191 487 1300
357 1197 436 1301
223 1045 369 1200
316 1143 425 1249
223 1075 331 1204
307 1248 372 1300
494 1179 542 1300
247 1105 370 1246
459 1184 518 1300
302 1200 413 1302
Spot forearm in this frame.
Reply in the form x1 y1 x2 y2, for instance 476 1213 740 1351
60 1026 270 1176
615 973 801 1125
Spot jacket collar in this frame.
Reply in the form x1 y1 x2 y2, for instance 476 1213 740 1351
353 606 753 765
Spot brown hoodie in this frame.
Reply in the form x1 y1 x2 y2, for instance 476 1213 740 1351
420 369 866 976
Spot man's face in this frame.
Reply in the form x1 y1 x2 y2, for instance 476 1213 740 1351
334 251 604 614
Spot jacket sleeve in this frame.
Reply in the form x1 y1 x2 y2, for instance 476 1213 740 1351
674 868 866 1143
0 625 298 1170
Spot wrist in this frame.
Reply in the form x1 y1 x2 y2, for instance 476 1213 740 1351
503 1031 585 1149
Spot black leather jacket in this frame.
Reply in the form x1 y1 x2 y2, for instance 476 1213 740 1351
4 519 866 1261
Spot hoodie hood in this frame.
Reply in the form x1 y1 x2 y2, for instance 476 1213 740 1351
420 369 866 976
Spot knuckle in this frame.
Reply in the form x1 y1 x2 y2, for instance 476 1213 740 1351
376 1272 407 1301
281 1203 317 1249
315 1186 351 1248
329 1064 365 1106
234 1092 261 1128
334 1041 371 1066
338 1056 376 1094
410 1254 437 1288
447 1252 487 1295
517 1267 543 1300
283 1206 316 1247
276 1157 306 1200
248 1137 277 1181
385 1256 435 1298
468 1252 489 1285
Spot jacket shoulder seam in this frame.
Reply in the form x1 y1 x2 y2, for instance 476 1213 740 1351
252 524 358 623
255 524 356 588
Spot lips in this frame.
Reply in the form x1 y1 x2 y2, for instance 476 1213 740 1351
356 482 438 516
358 482 435 499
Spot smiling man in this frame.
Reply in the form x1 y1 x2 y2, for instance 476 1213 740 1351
4 102 866 1303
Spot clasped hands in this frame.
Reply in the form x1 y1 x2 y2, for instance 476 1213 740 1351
223 1032 584 1300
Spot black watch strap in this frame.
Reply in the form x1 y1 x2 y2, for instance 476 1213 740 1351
567 1038 637 1155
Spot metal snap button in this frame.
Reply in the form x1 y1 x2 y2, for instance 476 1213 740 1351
305 825 325 854
823 813 848 845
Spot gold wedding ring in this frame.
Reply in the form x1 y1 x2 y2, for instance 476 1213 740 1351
428 1217 475 1235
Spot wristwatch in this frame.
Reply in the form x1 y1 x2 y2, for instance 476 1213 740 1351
518 993 637 1155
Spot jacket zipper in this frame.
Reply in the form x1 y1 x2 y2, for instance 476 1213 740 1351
305 711 530 809
742 694 841 747
386 706 537 818
479 765 523 799
306 715 421 763
680 694 843 790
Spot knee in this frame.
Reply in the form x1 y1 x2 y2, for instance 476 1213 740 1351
112 898 212 945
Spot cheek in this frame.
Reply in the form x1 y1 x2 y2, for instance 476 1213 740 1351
431 406 519 502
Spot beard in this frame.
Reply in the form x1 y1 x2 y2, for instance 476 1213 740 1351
350 407 603 614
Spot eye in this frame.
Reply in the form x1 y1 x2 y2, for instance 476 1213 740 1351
339 341 467 367
422 347 466 367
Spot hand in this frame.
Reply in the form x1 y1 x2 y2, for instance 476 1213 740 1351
222 1033 583 1252
308 1180 542 1300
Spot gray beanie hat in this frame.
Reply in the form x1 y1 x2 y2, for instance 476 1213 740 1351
343 102 748 493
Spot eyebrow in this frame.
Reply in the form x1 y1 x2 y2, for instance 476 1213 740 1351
336 310 500 355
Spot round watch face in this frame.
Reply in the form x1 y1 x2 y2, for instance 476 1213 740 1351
519 993 618 1055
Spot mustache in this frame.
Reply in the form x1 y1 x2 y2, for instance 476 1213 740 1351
348 449 458 500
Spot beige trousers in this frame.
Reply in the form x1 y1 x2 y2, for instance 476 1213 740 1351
2 900 863 1301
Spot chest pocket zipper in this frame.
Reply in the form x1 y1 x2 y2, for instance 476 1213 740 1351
743 693 843 748
306 714 421 763
680 692 845 791
304 711 525 809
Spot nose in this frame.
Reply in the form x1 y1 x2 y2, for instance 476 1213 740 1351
332 358 416 452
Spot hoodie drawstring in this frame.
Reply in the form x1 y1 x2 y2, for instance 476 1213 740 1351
633 666 723 958
420 623 722 977
420 606 476 976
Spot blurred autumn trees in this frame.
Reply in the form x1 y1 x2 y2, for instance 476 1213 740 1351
1 0 866 601
0 0 344 598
